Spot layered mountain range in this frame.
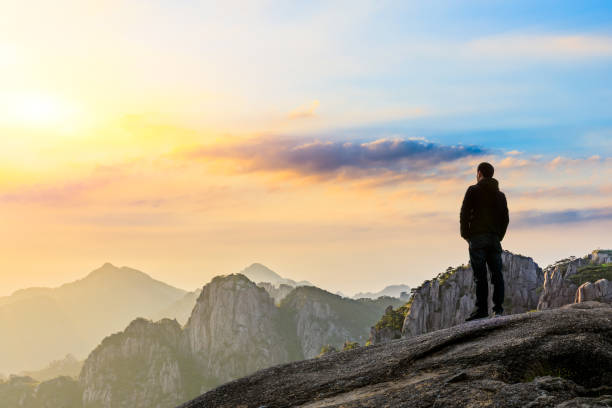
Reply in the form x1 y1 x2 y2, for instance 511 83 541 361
0 270 402 408
0 263 189 375
1 249 610 408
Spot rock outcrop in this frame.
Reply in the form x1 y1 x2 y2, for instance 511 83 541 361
178 302 612 408
183 274 290 387
538 250 612 310
80 318 193 408
370 251 542 342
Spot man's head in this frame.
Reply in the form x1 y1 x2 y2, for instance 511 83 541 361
477 162 494 182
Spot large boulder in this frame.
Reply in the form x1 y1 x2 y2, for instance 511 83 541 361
575 279 612 304
539 250 612 310
178 302 612 408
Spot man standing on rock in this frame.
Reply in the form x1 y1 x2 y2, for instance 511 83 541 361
460 162 509 321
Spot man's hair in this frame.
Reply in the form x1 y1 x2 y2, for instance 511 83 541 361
477 162 494 178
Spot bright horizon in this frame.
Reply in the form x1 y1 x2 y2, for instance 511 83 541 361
2 1 611 297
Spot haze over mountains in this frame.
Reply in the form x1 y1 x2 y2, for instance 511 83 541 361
0 249 610 407
1 262 404 376
0 263 187 374
240 263 313 287
353 284 411 300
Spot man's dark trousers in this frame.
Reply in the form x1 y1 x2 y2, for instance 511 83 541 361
469 233 504 314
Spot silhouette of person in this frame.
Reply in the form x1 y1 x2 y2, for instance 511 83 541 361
460 162 509 321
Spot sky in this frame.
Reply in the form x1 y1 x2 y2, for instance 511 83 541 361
1 0 611 297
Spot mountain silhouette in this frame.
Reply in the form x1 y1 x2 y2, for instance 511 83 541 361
0 263 186 375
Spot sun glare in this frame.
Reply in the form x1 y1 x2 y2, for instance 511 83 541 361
1 92 78 128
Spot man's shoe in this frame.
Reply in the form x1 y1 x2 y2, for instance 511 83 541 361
492 310 504 318
465 310 488 322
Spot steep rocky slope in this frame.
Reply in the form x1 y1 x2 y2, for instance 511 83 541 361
280 287 404 359
179 302 612 408
80 318 194 408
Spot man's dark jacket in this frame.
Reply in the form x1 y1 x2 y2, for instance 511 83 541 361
460 177 509 241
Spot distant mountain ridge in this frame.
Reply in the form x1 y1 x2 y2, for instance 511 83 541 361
240 263 312 287
0 263 187 374
353 284 410 299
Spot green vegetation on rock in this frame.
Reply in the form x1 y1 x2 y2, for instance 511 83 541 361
317 345 338 357
568 264 612 286
374 298 413 332
342 341 360 351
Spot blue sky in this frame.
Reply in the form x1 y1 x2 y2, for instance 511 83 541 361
1 0 611 294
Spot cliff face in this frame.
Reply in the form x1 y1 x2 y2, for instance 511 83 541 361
183 274 289 387
74 274 398 407
80 318 192 408
402 251 542 338
179 302 612 408
279 288 400 359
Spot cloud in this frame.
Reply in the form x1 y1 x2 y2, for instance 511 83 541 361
465 34 612 59
183 136 487 178
513 206 612 227
497 156 530 169
289 100 320 119
0 166 121 205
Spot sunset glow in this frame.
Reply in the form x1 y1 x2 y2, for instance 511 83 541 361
1 0 611 298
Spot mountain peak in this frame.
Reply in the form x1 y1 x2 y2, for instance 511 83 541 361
240 263 312 288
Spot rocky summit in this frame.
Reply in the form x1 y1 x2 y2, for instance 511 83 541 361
179 301 612 408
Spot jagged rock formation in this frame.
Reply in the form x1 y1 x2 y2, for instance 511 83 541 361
576 279 612 303
183 275 290 387
178 302 612 408
537 256 591 310
371 249 612 345
80 318 194 408
371 251 542 343
538 250 612 310
71 274 399 408
402 252 542 338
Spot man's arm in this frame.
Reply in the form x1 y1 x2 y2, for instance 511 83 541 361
459 187 473 240
498 193 509 241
